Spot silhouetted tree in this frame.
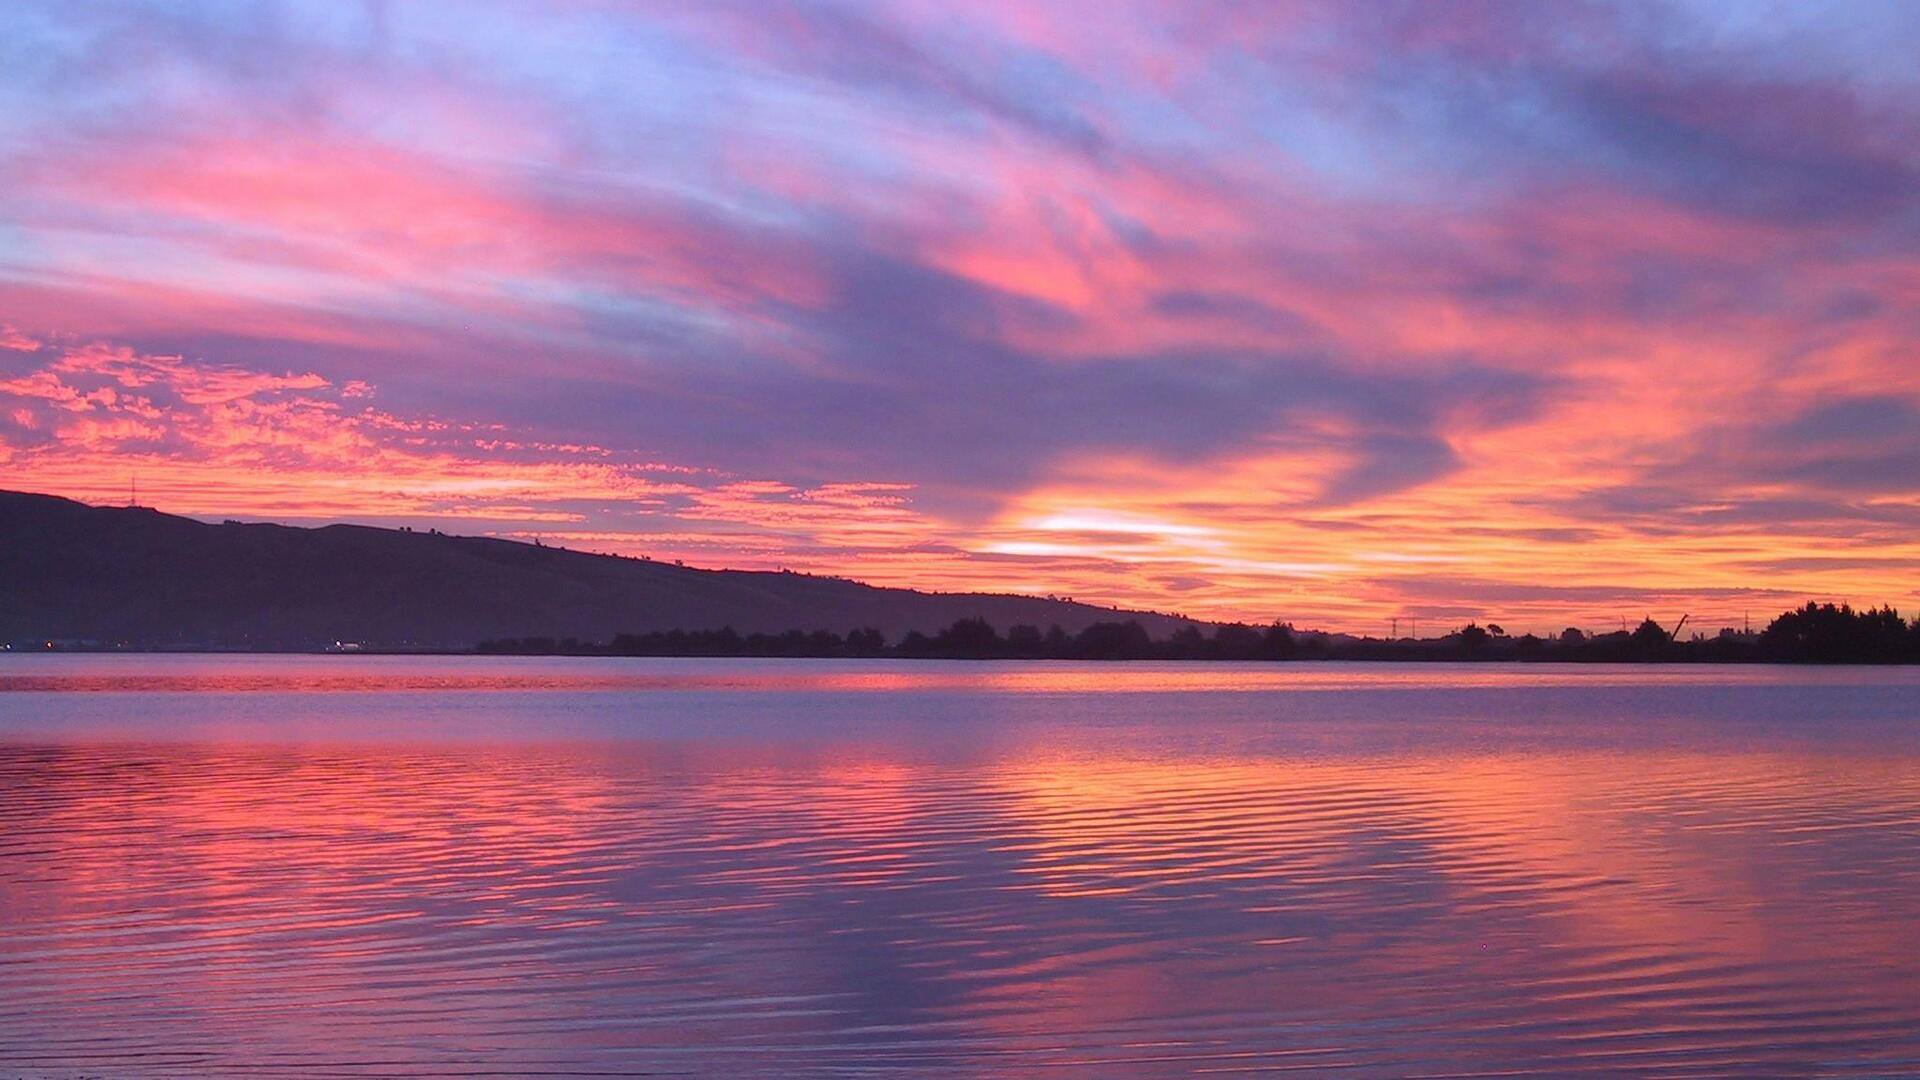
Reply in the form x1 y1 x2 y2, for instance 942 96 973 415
1211 623 1264 660
1263 622 1297 659
934 617 1001 657
1043 624 1072 656
846 627 886 656
1075 620 1154 659
1630 618 1670 657
1168 625 1208 659
1762 602 1915 663
1004 624 1043 656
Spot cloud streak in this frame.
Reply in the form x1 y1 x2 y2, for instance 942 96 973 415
1 0 1917 630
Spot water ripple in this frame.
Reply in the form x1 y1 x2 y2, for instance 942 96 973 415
2 658 1919 1076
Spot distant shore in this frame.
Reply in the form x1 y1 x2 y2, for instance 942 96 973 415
6 647 1918 665
12 603 1915 664
467 603 1913 664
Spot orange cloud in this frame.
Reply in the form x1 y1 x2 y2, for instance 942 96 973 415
5 3 1919 634
4 323 1916 634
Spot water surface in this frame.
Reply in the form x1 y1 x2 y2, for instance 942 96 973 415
3 656 1919 1076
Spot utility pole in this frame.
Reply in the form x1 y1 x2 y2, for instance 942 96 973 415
1392 617 1398 640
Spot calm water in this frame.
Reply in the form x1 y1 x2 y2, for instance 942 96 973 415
3 656 1919 1077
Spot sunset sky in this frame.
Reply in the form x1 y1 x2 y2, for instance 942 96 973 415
3 1 1918 633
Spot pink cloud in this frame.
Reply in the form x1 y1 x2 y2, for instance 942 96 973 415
4 2 1918 632
0 325 40 352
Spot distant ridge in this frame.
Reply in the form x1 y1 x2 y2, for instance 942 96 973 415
0 490 1204 650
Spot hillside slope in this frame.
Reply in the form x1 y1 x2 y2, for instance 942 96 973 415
0 491 1200 649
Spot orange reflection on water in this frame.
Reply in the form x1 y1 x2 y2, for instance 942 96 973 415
4 660 1920 1074
1 654 1893 697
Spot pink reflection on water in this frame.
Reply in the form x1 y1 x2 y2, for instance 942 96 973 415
2 659 1920 1074
0 653 1899 695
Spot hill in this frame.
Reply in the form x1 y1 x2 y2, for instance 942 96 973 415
0 491 1202 650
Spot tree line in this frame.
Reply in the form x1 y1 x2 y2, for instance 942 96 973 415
479 618 1301 660
475 602 1920 663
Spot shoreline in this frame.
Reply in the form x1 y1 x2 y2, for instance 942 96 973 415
5 648 1916 666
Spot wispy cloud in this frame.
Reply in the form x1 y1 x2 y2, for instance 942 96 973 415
2 0 1917 629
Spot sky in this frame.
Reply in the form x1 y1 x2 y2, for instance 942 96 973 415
2 0 1918 634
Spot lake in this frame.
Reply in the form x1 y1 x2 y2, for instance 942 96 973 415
3 655 1918 1076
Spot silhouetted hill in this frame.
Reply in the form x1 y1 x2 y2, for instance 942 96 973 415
0 491 1203 649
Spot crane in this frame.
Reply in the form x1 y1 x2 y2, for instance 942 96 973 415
1667 614 1690 643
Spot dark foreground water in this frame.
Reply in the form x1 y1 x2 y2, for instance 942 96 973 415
3 657 1919 1077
